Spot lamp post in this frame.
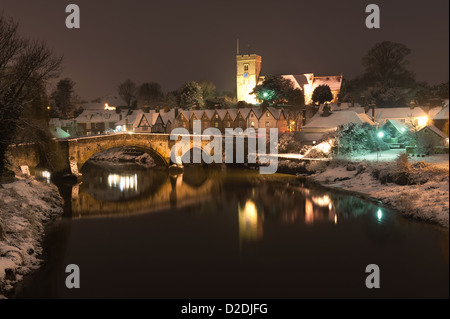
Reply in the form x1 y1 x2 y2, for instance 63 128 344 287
377 131 384 161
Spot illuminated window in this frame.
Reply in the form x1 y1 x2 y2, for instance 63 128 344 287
251 121 255 127
214 122 218 128
244 64 249 71
266 121 270 127
215 114 219 119
266 112 270 117
227 121 231 127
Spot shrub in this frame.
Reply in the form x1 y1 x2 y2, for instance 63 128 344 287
396 152 410 172
278 133 301 153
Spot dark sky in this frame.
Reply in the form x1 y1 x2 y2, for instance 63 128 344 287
2 0 449 101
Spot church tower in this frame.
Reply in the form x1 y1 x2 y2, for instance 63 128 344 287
236 54 262 104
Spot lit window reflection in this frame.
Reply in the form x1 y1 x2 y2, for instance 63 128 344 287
305 199 314 224
311 195 331 207
107 174 138 192
238 200 263 242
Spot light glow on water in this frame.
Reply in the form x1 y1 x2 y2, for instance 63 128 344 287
377 209 383 221
108 174 138 192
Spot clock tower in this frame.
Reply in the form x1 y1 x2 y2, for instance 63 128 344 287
236 54 262 104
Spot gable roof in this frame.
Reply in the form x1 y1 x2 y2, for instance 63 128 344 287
282 74 311 90
303 111 374 129
433 105 449 120
263 107 283 120
249 108 262 119
215 109 228 119
383 119 407 133
237 107 252 119
369 107 427 120
419 125 447 139
312 76 343 91
75 109 124 124
225 109 238 120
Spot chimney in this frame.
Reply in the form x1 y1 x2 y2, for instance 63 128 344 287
174 108 179 119
164 105 170 113
143 106 150 113
155 106 160 113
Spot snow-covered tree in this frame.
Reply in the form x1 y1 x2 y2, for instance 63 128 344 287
177 81 204 109
312 85 333 105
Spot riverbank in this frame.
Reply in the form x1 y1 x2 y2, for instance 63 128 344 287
278 154 449 228
0 176 64 298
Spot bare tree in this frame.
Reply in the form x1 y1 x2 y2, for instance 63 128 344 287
0 14 62 173
118 79 137 108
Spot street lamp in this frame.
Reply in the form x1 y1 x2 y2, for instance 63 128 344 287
377 131 384 161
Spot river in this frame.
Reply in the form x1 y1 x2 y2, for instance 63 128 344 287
13 162 449 298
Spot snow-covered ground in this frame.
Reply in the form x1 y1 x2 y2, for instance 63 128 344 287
0 176 63 298
308 157 449 228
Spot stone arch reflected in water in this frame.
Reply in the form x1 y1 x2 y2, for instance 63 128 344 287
71 165 217 218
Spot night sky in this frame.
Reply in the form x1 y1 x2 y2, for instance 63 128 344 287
2 0 448 101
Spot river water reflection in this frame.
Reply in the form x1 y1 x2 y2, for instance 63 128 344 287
15 162 449 298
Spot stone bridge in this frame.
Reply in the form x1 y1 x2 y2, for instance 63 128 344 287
7 133 247 174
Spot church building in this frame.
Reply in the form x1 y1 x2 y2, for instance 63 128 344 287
236 53 342 105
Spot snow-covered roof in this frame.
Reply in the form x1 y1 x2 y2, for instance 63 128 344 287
177 110 192 121
266 107 283 119
249 108 262 119
226 109 238 120
282 74 311 90
114 110 142 127
419 125 448 139
428 106 443 119
215 109 228 119
237 108 251 119
203 110 215 119
160 112 175 125
312 75 343 91
303 111 374 129
160 109 176 125
75 109 124 123
383 119 407 132
50 127 71 139
369 107 427 121
433 105 449 120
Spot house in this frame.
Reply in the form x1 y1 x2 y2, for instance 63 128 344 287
432 102 449 136
75 109 126 136
259 107 288 133
247 108 262 129
301 111 375 143
48 118 71 139
382 119 408 137
160 109 178 133
417 125 449 149
368 107 428 128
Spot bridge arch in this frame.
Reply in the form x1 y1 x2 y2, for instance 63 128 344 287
79 145 168 170
68 134 172 171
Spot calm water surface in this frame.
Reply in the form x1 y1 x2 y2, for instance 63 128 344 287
15 162 449 298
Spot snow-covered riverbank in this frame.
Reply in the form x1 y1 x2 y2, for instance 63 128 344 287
0 177 63 298
303 157 449 228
